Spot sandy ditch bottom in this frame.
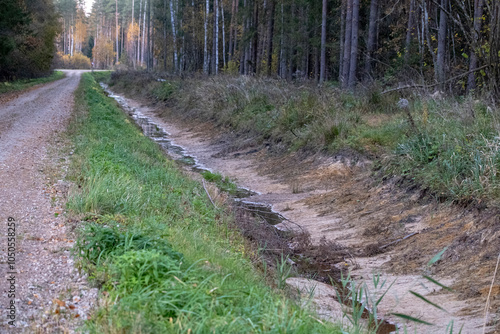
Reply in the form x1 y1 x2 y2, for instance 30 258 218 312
104 85 500 333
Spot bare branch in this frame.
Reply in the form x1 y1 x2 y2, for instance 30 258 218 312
382 64 489 94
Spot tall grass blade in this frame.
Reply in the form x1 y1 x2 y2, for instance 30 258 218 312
390 313 434 326
422 275 453 291
427 247 448 266
409 291 447 312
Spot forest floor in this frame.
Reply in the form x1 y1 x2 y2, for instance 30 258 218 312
0 70 97 333
105 76 500 333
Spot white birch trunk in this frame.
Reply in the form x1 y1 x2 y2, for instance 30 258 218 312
203 0 209 74
221 0 226 68
132 0 135 68
142 1 146 66
137 0 142 65
116 0 119 63
70 24 74 57
169 0 178 71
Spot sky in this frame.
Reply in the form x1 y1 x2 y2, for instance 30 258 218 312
84 0 94 14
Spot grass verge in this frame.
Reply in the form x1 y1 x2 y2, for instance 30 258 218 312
0 71 65 94
67 73 343 333
108 71 500 207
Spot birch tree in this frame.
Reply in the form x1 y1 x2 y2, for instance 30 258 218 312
169 0 178 71
203 0 209 74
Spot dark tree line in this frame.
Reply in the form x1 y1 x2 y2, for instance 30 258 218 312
0 0 59 80
58 0 500 95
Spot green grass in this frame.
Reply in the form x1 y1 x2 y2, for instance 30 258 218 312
385 99 500 204
0 71 65 94
90 70 113 83
109 71 500 206
67 73 343 333
201 171 239 195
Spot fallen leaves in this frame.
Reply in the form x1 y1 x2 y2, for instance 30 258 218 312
53 299 66 307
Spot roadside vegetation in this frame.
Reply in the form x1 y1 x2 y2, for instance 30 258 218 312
53 52 91 69
0 71 65 94
66 73 343 333
0 0 59 80
108 71 500 208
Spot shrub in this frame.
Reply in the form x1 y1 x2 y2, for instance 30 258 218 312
53 52 91 69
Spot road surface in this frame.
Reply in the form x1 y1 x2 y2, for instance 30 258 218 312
0 70 96 332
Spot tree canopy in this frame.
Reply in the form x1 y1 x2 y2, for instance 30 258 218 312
0 0 59 80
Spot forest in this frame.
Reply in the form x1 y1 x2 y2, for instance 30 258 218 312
3 0 500 332
50 0 500 96
0 0 59 79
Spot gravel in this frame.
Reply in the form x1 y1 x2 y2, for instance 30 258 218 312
0 70 97 333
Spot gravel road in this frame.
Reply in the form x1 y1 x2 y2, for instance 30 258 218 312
0 70 96 333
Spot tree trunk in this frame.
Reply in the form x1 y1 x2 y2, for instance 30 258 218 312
339 0 345 81
137 0 142 66
163 0 167 70
423 0 437 81
265 0 275 76
404 0 415 64
70 22 74 57
221 0 226 68
169 0 178 72
141 0 146 66
251 0 259 74
213 0 219 74
132 0 136 69
436 0 448 86
203 0 209 74
364 0 378 80
319 0 327 84
229 0 235 61
116 0 119 63
279 1 285 77
467 0 484 93
191 0 196 70
146 0 151 70
240 0 249 74
341 0 353 88
347 0 359 89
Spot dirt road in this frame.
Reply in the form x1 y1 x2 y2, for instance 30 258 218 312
0 70 95 333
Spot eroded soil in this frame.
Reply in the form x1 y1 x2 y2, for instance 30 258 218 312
107 85 500 333
0 70 96 333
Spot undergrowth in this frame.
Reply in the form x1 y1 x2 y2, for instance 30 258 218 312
201 170 238 195
0 70 65 94
67 73 342 333
109 71 500 206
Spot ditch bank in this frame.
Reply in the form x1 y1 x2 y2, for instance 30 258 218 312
101 81 500 333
